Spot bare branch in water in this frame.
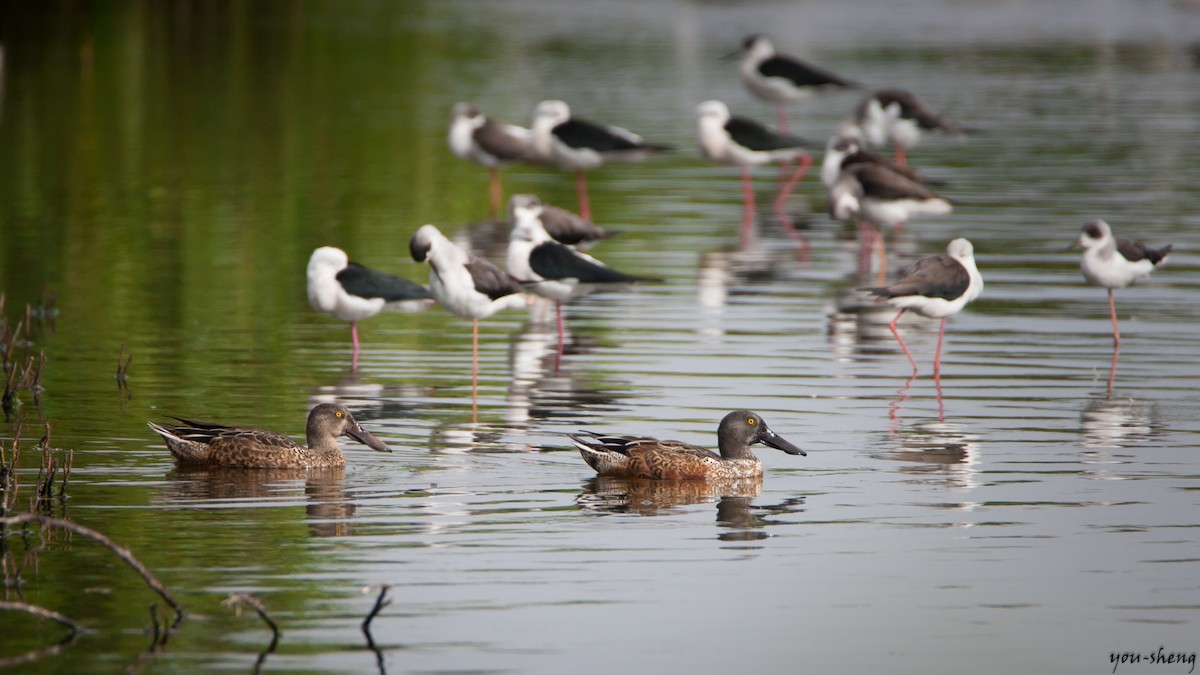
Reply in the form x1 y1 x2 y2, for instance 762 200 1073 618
0 600 85 634
0 514 184 625
361 582 394 633
223 592 280 673
0 600 84 668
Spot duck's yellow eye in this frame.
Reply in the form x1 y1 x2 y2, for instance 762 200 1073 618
746 417 755 425
335 411 344 418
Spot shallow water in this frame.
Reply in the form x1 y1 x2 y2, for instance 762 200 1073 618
1 1 1199 673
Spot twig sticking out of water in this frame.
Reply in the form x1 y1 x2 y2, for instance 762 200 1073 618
223 593 280 672
116 344 132 381
0 600 83 668
0 600 85 635
361 582 393 633
1 412 25 516
0 514 184 626
361 583 393 675
33 426 72 512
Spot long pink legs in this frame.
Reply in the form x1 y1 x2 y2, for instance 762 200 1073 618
932 317 948 382
575 170 591 221
888 309 919 376
350 322 361 370
740 168 756 248
488 168 503 220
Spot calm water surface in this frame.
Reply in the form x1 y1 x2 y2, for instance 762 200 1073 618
1 1 1199 673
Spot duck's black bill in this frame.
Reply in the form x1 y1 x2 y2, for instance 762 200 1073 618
761 427 806 456
348 424 392 453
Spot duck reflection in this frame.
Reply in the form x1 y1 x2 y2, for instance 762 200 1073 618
873 420 981 493
1079 394 1162 451
160 467 356 537
578 476 805 541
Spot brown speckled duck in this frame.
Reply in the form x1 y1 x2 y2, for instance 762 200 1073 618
147 403 391 469
569 410 805 480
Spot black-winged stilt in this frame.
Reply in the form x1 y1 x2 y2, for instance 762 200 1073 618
866 237 982 380
853 89 966 166
1072 219 1171 348
307 246 433 370
694 99 813 246
449 102 532 219
506 194 657 350
410 224 525 408
737 34 856 132
529 99 671 221
507 194 617 250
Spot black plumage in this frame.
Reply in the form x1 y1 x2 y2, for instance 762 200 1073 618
553 119 672 153
336 263 432 302
868 253 969 301
758 55 856 88
725 116 810 151
528 242 659 284
465 258 524 300
860 89 964 132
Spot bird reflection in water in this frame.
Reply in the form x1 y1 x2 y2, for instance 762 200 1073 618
160 467 356 538
697 240 801 317
1079 394 1162 452
874 420 981 494
578 476 808 541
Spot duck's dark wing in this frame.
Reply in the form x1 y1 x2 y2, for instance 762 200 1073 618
725 116 809 151
759 55 855 87
165 419 302 450
871 253 969 301
338 263 432 301
465 257 523 299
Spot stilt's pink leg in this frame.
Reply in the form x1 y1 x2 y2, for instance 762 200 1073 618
776 106 792 181
1108 289 1121 347
773 154 812 211
575 170 591 221
351 322 361 371
740 168 755 248
489 168 502 220
932 317 948 382
888 309 919 376
471 319 480 421
894 145 907 167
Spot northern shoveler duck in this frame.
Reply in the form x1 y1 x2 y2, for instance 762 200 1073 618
306 246 433 369
448 102 533 219
528 99 671 220
147 403 392 469
853 89 967 166
1072 219 1171 347
569 411 806 480
866 237 983 379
